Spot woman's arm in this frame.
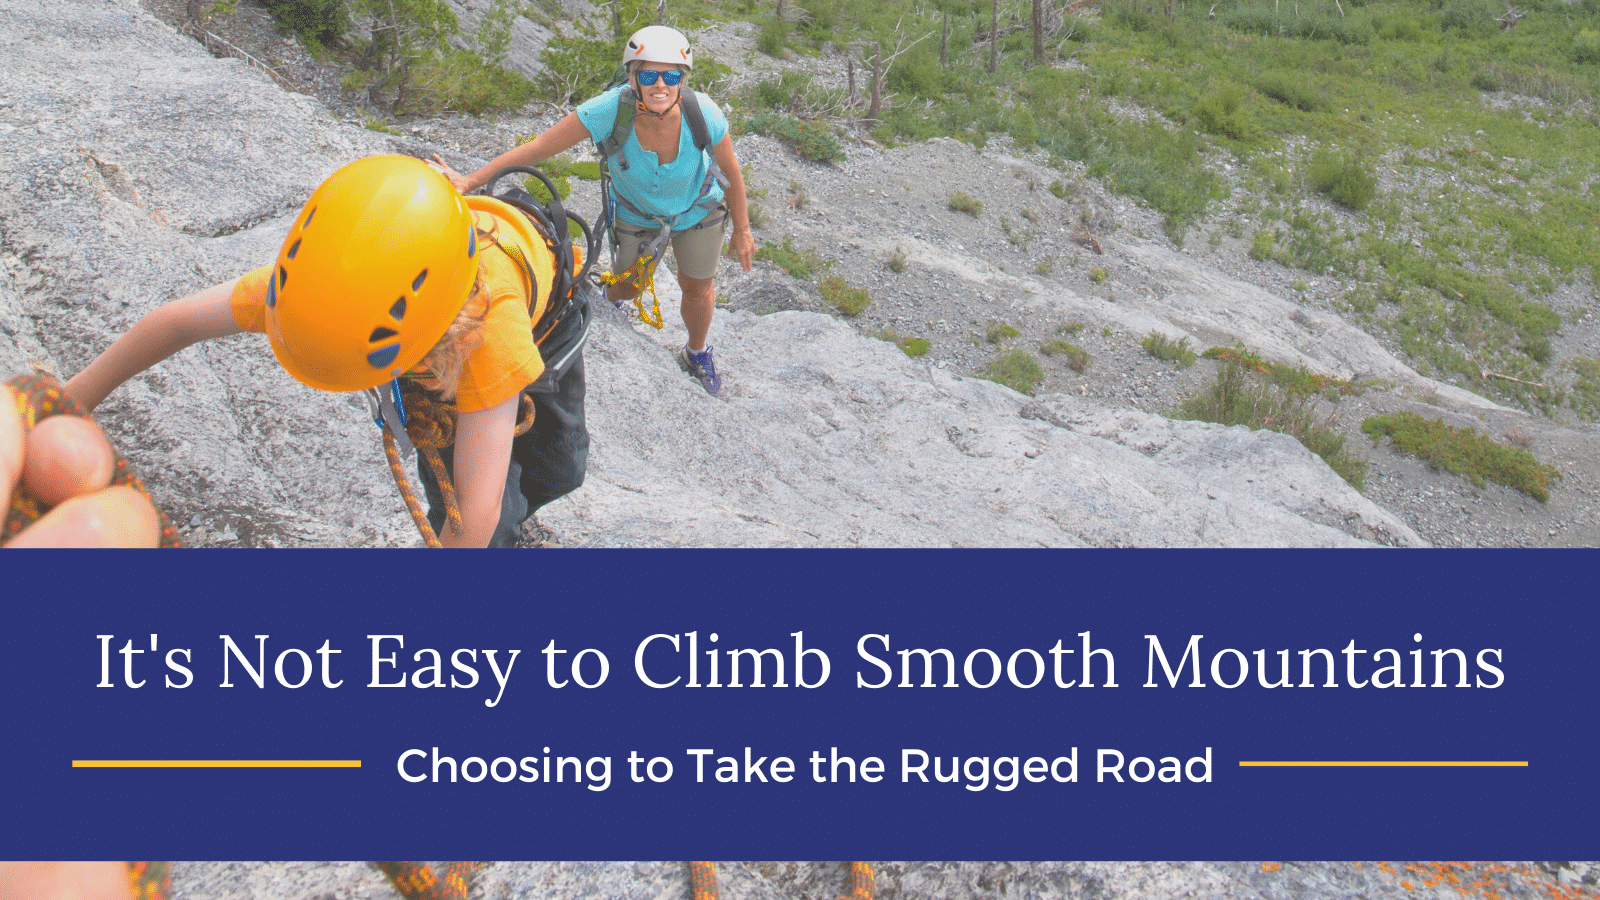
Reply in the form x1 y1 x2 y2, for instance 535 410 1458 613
713 134 755 272
440 392 520 548
65 280 244 411
436 113 595 194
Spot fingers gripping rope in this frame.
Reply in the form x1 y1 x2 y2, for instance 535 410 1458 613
2 374 182 547
377 862 484 900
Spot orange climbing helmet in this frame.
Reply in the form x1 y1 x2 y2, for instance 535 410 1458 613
264 155 480 393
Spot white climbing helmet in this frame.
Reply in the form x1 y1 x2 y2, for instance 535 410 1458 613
623 25 693 69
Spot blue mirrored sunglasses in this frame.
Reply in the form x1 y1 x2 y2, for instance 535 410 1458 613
635 69 684 87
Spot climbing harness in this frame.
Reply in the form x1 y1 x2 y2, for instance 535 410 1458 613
2 374 182 547
593 79 729 329
365 164 596 549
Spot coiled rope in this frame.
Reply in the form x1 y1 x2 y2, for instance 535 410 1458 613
380 388 535 548
600 245 667 330
2 374 182 547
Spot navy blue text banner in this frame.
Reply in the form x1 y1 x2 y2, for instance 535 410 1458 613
1 549 1594 860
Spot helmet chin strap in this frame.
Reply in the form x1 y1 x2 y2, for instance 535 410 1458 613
635 89 682 119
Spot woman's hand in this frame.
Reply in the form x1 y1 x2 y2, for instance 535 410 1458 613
431 155 473 194
727 227 755 272
2 384 161 548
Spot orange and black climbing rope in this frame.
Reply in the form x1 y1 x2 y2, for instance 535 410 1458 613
379 387 534 548
2 374 182 547
127 861 171 900
376 862 485 900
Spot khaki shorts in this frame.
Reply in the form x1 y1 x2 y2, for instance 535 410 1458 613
613 210 728 281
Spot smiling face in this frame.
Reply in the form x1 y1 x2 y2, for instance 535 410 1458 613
633 62 685 116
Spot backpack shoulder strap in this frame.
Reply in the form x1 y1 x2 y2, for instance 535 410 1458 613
678 88 712 154
597 86 638 172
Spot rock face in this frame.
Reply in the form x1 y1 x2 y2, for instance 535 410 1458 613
1 0 1423 547
169 861 1600 900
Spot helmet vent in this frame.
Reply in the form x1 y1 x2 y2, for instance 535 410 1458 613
367 345 401 369
369 327 398 342
266 277 277 308
302 207 316 229
468 227 477 258
412 269 428 292
286 238 301 260
390 297 407 320
278 266 288 289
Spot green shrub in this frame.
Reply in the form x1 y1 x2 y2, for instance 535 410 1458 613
1574 29 1600 64
1192 84 1251 141
1440 0 1500 35
1470 67 1505 92
887 246 909 273
1058 321 1085 335
747 72 813 113
1362 412 1560 502
746 112 843 163
537 33 617 105
985 349 1045 395
877 329 931 357
1257 73 1326 112
986 322 1021 344
757 16 790 56
1249 230 1277 261
1142 332 1197 367
1308 149 1378 211
1089 266 1109 283
1176 361 1367 490
754 236 829 278
260 0 348 49
1041 339 1091 372
948 192 984 216
819 274 871 315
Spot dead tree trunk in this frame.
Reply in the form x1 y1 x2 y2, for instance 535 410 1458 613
941 10 949 65
988 0 999 73
868 41 884 120
848 55 857 108
1032 0 1044 61
656 0 666 25
611 0 622 37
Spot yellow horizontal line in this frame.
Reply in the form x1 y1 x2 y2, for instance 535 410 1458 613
72 760 361 768
1239 761 1527 767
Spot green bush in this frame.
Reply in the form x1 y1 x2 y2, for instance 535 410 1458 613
985 350 1045 395
537 34 618 105
1040 339 1091 372
1249 229 1277 261
1470 67 1506 91
819 274 871 315
876 329 931 357
754 236 830 278
1308 149 1378 211
746 112 843 163
1574 29 1600 64
260 0 348 49
1257 73 1326 112
986 322 1020 343
1176 361 1367 490
948 192 984 216
1142 332 1197 367
1440 0 1500 35
1362 412 1559 502
757 16 790 56
1192 84 1251 140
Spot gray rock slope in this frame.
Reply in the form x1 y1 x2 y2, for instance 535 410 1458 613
0 0 1422 547
171 861 1600 900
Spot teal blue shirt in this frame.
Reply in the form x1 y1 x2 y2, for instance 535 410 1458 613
577 85 728 230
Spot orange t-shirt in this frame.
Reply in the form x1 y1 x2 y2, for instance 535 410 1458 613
231 199 551 413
